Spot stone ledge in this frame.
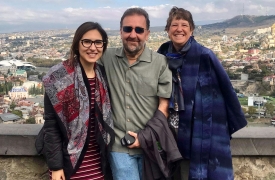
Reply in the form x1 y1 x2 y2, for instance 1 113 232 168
0 124 42 155
0 124 274 156
231 127 275 156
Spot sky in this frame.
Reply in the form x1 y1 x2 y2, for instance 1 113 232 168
0 0 275 33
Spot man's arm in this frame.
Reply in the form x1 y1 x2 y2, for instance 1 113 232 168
128 97 169 149
158 97 169 118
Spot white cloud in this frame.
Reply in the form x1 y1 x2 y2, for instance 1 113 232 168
0 0 275 32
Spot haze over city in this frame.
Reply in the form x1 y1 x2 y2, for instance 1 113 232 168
0 0 275 33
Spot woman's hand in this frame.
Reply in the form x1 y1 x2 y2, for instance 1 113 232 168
52 169 65 180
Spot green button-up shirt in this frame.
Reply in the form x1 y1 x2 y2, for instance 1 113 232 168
98 46 172 155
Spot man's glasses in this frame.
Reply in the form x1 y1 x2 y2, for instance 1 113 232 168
122 26 145 34
80 39 105 48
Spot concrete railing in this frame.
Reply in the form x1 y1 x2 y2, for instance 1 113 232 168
0 124 275 180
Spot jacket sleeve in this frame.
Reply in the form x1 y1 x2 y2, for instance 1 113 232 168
206 49 247 135
43 92 64 170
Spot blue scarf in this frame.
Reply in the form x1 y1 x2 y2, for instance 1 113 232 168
165 38 191 128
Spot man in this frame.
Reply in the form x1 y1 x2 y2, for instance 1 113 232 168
98 7 172 180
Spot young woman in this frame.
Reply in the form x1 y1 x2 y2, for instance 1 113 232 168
38 22 114 180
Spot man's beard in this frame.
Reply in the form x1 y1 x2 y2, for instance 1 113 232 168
123 39 144 56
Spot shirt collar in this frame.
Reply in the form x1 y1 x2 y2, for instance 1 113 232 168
115 45 151 63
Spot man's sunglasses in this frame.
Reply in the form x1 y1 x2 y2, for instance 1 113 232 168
122 26 146 34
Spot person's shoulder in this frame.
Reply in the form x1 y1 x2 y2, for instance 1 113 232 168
157 41 170 55
96 63 104 71
192 39 212 55
159 41 170 50
150 48 166 61
196 43 219 62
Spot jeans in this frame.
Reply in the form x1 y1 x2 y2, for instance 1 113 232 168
109 152 143 180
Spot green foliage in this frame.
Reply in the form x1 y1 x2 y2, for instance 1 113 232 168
235 68 243 73
28 84 43 95
247 106 257 116
239 98 248 105
264 102 275 116
11 110 23 118
25 117 36 124
27 57 62 67
242 65 253 74
3 81 13 95
10 101 16 110
241 107 247 114
226 70 240 80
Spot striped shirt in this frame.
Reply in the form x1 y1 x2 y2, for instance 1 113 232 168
50 77 104 180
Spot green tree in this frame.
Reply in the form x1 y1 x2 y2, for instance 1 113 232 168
264 102 275 117
247 106 257 117
11 110 23 118
25 117 36 124
242 107 247 114
10 101 16 110
242 65 253 74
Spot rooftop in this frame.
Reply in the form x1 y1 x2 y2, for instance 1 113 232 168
0 113 21 122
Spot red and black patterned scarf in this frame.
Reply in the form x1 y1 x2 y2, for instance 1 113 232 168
43 59 113 168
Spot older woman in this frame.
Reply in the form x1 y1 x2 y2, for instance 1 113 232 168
36 22 114 180
158 7 247 180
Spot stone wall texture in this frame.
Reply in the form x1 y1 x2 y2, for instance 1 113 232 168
233 157 275 180
0 156 275 180
0 156 48 180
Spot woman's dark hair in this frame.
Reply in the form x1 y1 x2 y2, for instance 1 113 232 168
120 7 150 30
69 22 108 64
165 7 195 32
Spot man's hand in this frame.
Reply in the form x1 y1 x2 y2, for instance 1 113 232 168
52 169 65 180
127 131 140 148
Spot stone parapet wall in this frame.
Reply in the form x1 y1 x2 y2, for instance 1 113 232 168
0 125 274 180
0 156 274 180
233 157 275 180
0 156 48 180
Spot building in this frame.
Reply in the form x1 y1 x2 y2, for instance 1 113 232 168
0 63 17 75
0 113 22 124
271 23 275 36
8 86 28 99
35 113 44 124
255 27 271 34
15 70 27 78
0 59 35 72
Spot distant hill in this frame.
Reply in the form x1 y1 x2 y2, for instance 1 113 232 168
195 15 275 37
105 15 275 37
201 15 275 29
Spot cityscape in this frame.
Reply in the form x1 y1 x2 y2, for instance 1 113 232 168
0 19 275 127
1 1 275 178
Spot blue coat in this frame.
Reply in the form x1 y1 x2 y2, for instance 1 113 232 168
158 37 247 180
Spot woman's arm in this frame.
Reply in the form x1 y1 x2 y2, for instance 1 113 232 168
43 93 64 171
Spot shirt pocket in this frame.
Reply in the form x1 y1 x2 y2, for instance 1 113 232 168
137 75 157 96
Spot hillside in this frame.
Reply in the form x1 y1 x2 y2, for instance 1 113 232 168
105 15 275 37
195 15 275 37
202 15 275 29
